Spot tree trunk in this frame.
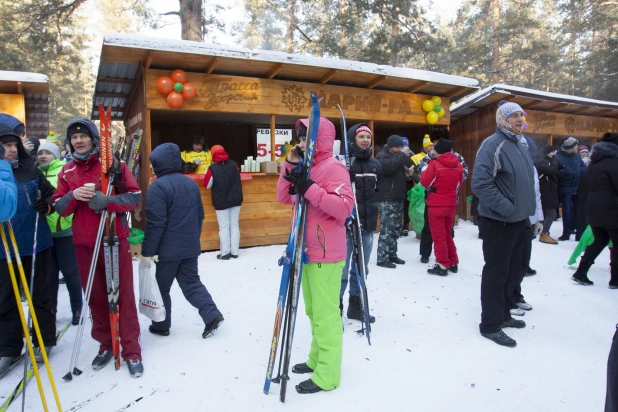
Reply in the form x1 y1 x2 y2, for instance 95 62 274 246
285 0 295 53
390 20 398 67
491 0 500 83
339 0 347 58
179 0 203 41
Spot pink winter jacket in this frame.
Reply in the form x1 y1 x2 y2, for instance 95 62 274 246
277 117 354 263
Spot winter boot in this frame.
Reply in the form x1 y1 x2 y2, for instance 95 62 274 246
295 378 323 394
539 233 558 244
481 330 517 348
149 325 170 336
71 310 81 326
420 256 429 264
377 261 396 269
217 253 230 260
127 359 143 378
202 315 224 338
516 300 533 311
389 256 405 265
448 264 458 273
427 264 448 276
0 356 21 378
558 234 570 241
292 362 314 374
34 346 53 363
502 318 526 329
525 267 537 276
510 308 525 316
347 296 375 323
572 257 594 285
92 350 113 371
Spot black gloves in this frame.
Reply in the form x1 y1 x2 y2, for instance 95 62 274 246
33 198 50 215
295 178 315 196
283 168 315 196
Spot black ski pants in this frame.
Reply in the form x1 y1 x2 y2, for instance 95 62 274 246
583 227 618 286
606 324 618 412
478 217 527 334
151 257 222 331
50 235 83 315
420 205 433 258
511 225 534 305
0 248 56 356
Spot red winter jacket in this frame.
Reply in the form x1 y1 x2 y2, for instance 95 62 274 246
419 152 464 207
52 155 142 247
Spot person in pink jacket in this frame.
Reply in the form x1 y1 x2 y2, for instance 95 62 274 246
277 117 354 395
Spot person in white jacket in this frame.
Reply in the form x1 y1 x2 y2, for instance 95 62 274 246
509 168 543 316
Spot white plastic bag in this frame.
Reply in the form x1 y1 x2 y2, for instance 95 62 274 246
138 263 166 322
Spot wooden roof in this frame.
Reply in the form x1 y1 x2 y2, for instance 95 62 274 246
0 71 50 138
451 84 618 121
92 34 479 120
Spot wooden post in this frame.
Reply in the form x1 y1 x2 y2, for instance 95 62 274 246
547 134 553 146
270 114 276 161
144 108 152 181
369 120 375 157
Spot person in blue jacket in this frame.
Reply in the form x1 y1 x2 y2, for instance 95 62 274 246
0 123 57 376
0 143 17 222
556 137 586 241
141 143 224 339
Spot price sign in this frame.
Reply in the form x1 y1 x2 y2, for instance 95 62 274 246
256 128 293 161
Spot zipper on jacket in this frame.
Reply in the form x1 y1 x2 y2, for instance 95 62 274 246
316 224 326 259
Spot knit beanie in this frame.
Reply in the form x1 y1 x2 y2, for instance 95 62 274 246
422 134 433 148
562 137 579 150
46 131 60 145
401 137 409 147
38 141 61 160
67 122 93 140
578 145 589 153
211 144 224 155
386 135 404 148
602 132 618 146
434 139 454 155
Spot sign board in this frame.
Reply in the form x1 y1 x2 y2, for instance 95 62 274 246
527 109 618 138
146 70 450 125
255 128 293 161
0 94 25 126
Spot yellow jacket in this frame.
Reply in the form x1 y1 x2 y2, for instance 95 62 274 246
181 150 212 174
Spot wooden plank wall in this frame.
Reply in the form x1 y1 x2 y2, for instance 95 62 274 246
452 103 499 219
199 174 292 250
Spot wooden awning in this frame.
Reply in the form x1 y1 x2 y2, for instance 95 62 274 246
0 71 50 138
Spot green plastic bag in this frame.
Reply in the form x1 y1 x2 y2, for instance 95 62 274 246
408 184 426 236
568 225 613 265
128 228 144 245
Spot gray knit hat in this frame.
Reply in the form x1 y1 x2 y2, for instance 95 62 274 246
386 135 404 148
562 137 579 150
38 141 61 160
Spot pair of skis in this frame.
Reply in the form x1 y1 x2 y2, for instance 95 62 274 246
337 105 372 344
64 104 121 381
263 92 321 403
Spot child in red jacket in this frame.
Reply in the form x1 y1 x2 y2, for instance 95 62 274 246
419 139 464 276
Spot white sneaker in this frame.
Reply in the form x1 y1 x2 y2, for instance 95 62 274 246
510 308 525 316
517 301 533 311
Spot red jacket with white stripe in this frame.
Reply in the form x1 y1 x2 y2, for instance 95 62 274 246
419 152 464 208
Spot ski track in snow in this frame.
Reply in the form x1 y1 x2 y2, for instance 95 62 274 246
0 221 613 411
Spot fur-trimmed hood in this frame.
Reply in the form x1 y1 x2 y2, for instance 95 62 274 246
590 141 618 164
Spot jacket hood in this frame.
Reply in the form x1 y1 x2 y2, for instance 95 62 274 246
346 123 372 160
434 152 460 168
0 124 32 166
212 149 229 162
0 114 25 135
537 145 555 159
590 141 618 164
295 117 336 162
150 143 182 177
65 118 100 154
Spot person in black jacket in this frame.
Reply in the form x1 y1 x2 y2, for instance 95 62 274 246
534 145 560 244
572 133 618 287
203 145 243 260
375 135 413 269
340 124 381 322
607 323 618 412
142 143 224 339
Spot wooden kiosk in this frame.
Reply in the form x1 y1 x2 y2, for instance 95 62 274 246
0 71 50 138
91 34 478 250
451 84 618 219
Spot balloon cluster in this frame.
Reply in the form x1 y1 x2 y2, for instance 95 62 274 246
421 96 446 125
522 111 529 131
155 70 197 109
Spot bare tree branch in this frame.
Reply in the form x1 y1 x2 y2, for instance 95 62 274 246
263 0 312 43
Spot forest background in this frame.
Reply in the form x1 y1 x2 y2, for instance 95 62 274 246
0 0 616 133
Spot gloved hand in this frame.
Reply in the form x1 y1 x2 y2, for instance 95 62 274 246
284 168 299 194
22 138 34 153
295 178 315 196
534 221 543 236
194 158 201 165
88 191 109 213
140 255 159 266
33 198 49 214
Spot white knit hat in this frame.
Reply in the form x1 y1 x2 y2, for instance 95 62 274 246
38 141 61 160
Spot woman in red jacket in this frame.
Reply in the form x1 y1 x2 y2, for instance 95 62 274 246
420 139 464 276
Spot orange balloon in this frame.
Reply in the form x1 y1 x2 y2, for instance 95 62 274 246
167 92 184 108
170 69 187 84
182 83 197 100
156 77 174 94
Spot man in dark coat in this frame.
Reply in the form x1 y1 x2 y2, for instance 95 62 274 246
375 135 413 268
340 123 381 322
535 145 560 244
142 143 224 339
556 137 586 241
0 123 57 375
571 133 618 287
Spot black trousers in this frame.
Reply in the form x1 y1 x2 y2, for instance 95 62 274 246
0 248 56 356
478 217 527 334
511 226 533 306
50 235 83 315
607 325 618 412
419 206 433 258
582 227 618 285
403 197 410 229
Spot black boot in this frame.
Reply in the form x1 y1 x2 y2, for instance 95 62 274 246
481 330 517 348
448 265 458 273
347 296 375 323
427 264 448 276
149 325 170 336
572 257 594 285
71 310 81 326
202 315 224 338
92 350 113 371
389 256 405 265
292 362 314 374
295 378 323 394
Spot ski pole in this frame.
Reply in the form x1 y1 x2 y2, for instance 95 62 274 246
21 188 40 412
0 223 49 412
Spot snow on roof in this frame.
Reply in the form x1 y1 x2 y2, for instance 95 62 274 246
0 71 49 84
103 33 479 89
452 84 618 113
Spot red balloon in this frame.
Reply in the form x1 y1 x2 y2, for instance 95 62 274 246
182 83 197 100
167 92 184 109
170 69 187 84
156 77 174 94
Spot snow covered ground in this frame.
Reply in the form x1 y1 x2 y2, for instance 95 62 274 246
1 220 614 411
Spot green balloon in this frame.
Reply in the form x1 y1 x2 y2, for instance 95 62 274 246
433 105 442 113
173 82 184 92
